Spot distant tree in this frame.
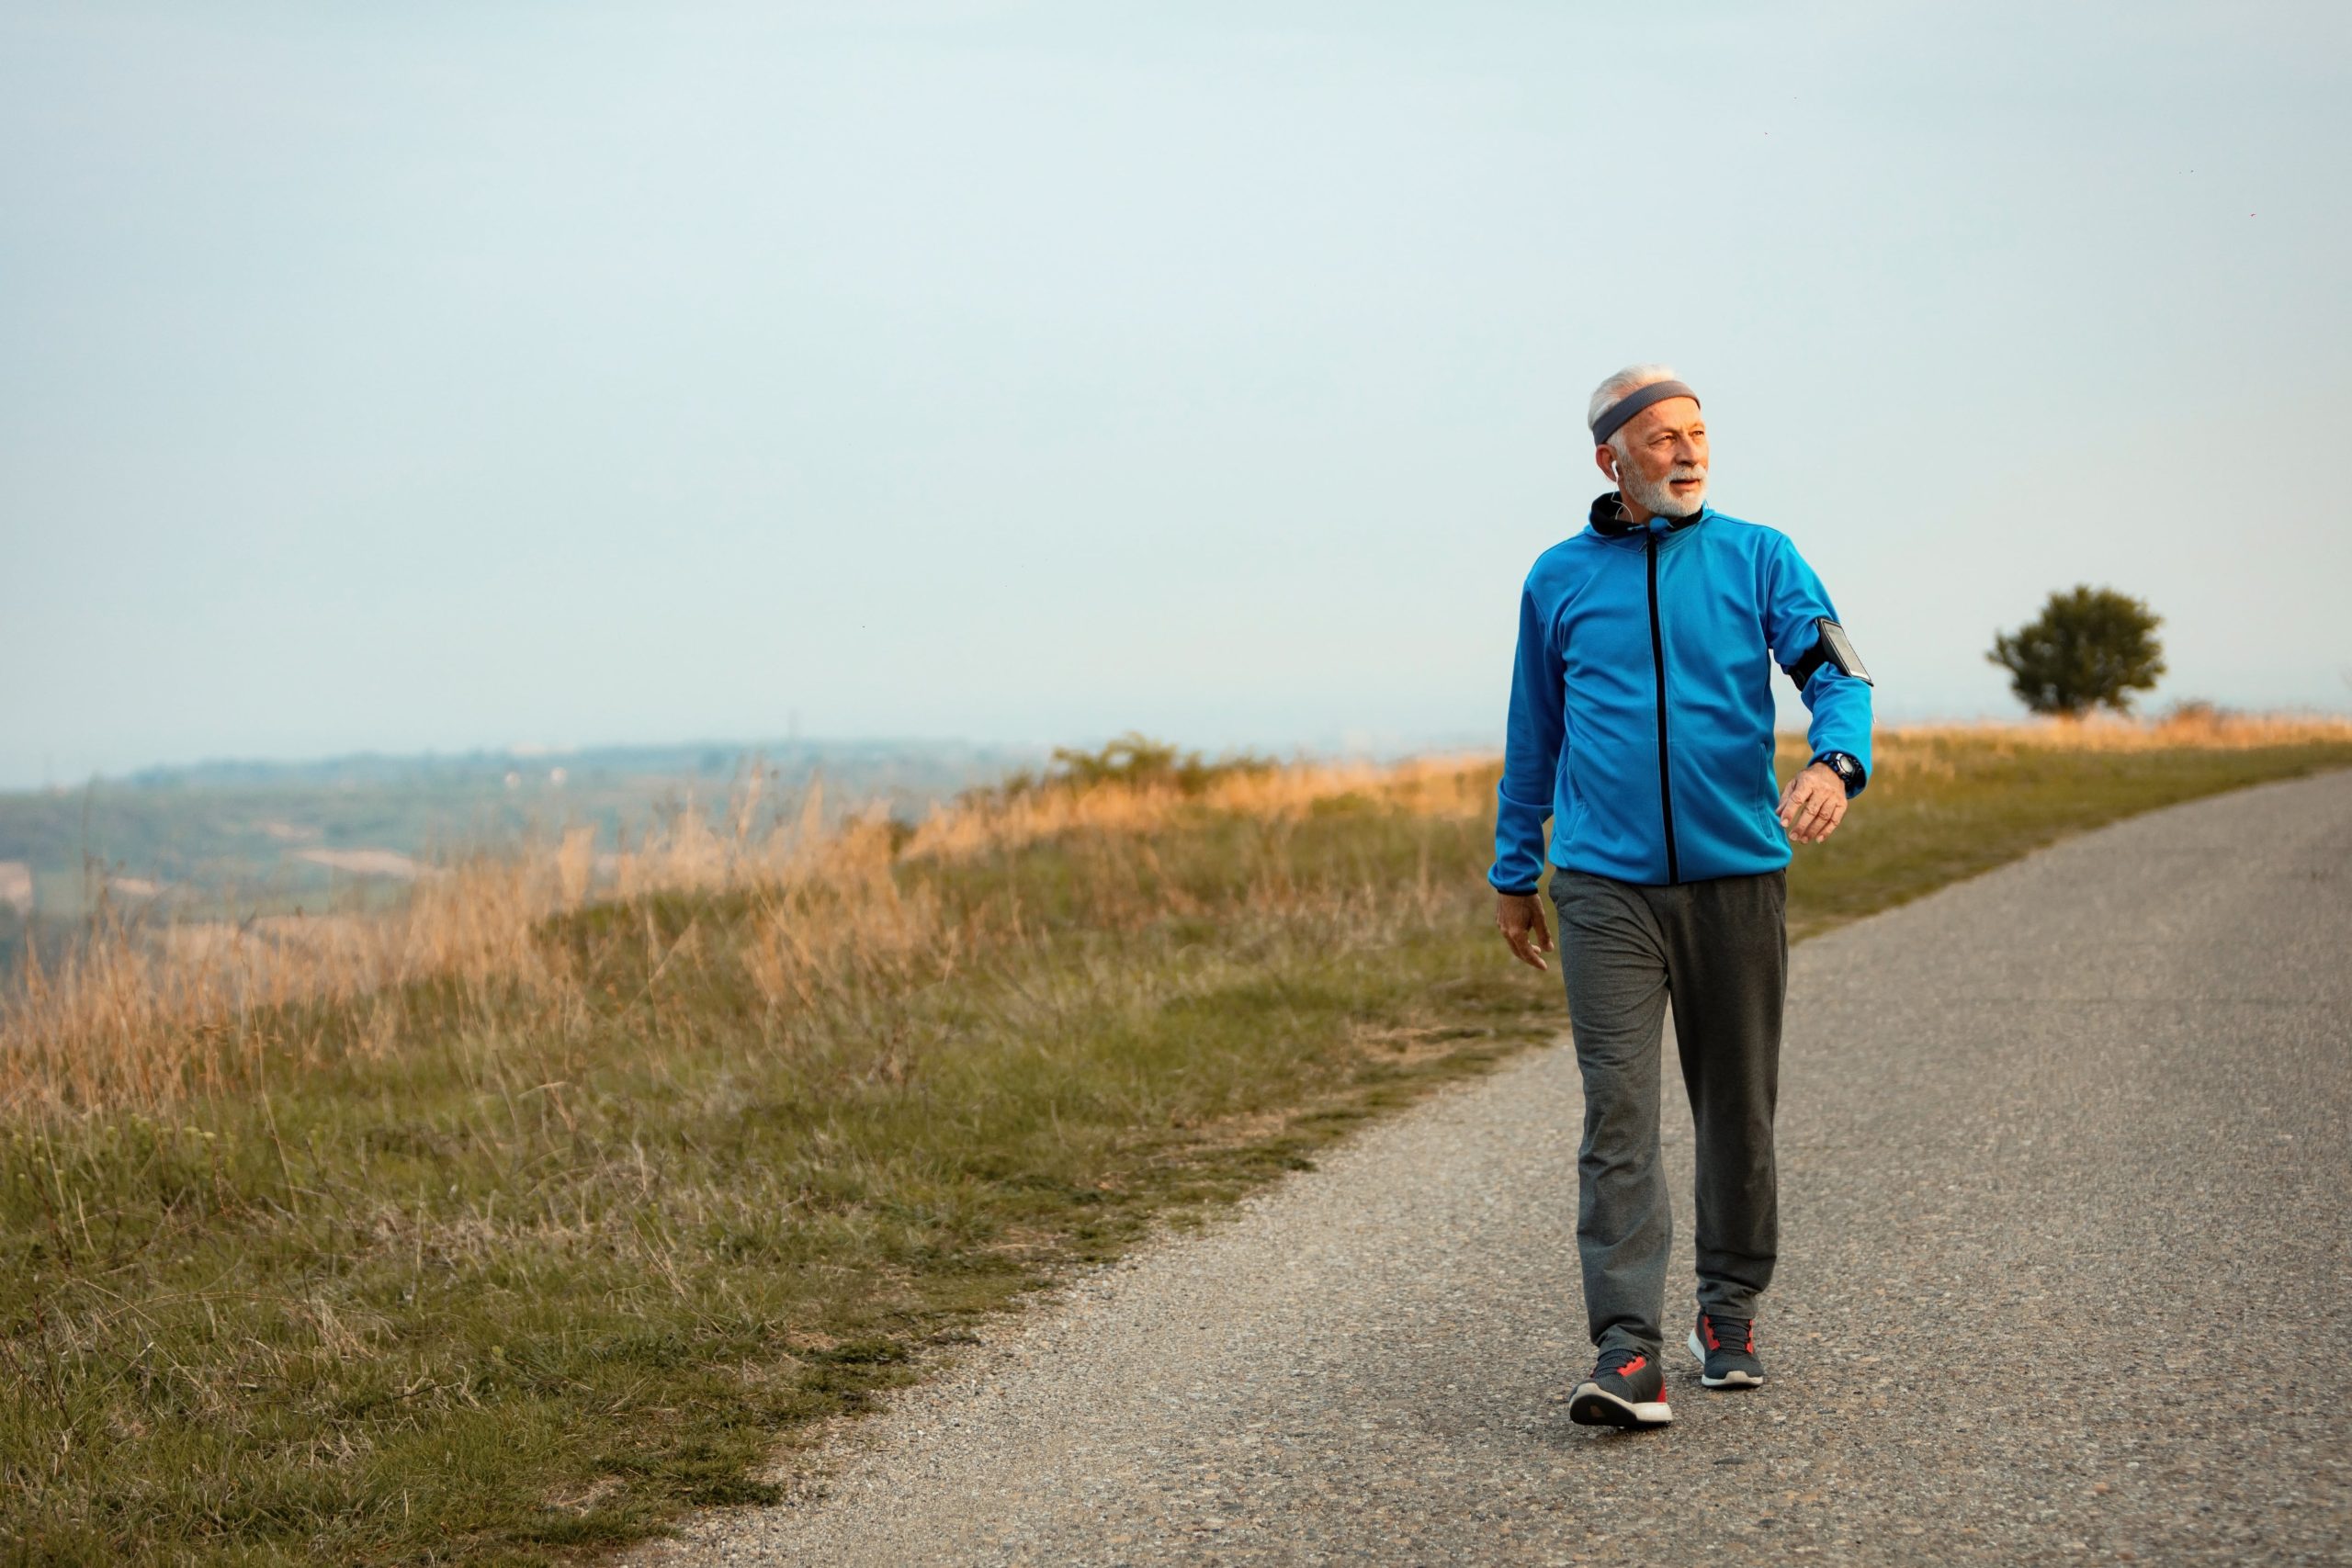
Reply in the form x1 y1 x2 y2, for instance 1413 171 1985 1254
1987 585 2166 716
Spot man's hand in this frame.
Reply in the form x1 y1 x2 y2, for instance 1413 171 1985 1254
1497 891 1555 971
1777 761 1849 845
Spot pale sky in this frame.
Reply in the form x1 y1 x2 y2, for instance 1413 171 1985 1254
6 1 2347 788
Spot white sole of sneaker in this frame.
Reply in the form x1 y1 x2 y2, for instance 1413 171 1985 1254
1566 1382 1673 1427
1688 1328 1764 1387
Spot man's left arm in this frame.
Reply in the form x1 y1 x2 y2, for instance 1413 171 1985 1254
1764 532 1875 844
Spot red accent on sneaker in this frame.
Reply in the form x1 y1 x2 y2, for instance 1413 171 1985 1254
1617 1354 1648 1378
1699 1310 1754 1355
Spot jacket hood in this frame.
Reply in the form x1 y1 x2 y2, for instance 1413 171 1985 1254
1589 490 1710 539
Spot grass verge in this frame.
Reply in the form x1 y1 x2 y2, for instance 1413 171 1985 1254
4 733 2348 1564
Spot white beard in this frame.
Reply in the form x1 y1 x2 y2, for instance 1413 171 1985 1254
1621 463 1707 519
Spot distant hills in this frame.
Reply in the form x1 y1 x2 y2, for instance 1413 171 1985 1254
0 738 1047 949
107 737 1042 795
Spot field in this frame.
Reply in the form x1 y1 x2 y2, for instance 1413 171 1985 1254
4 717 2349 1565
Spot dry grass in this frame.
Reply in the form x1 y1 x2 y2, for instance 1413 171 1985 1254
899 751 1493 860
7 716 2347 1122
3 741 1545 1566
1772 712 2352 792
1851 708 2352 761
0 750 1490 1122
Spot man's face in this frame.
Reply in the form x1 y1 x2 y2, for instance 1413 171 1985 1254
1597 396 1708 518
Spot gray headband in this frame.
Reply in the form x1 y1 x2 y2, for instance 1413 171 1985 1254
1590 378 1701 447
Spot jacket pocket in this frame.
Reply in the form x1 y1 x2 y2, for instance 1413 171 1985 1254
1562 740 1654 876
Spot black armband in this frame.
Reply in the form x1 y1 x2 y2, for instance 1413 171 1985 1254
1785 617 1872 690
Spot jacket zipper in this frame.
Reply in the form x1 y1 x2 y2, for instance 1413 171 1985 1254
1645 534 1680 884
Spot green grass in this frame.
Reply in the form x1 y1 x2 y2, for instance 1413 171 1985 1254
3 739 2346 1565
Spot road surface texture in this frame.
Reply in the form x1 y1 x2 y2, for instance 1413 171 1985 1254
628 771 2352 1566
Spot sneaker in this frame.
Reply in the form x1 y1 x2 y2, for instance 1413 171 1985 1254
1688 1308 1764 1388
1566 1347 1672 1427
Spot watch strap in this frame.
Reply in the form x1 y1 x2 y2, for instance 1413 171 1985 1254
1813 750 1866 797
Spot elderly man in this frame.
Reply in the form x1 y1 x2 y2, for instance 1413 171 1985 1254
1490 365 1873 1428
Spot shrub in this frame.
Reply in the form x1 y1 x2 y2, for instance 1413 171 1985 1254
986 732 1276 803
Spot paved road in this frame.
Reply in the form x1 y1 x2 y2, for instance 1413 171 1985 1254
628 771 2352 1566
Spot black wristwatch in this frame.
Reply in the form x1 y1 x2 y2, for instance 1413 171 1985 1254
1815 750 1866 798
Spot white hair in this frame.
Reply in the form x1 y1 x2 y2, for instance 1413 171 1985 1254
1587 362 1680 458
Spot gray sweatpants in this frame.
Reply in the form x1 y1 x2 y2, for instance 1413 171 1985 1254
1548 867 1788 1360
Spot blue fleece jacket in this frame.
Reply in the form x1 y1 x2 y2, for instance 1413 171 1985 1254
1488 491 1874 892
